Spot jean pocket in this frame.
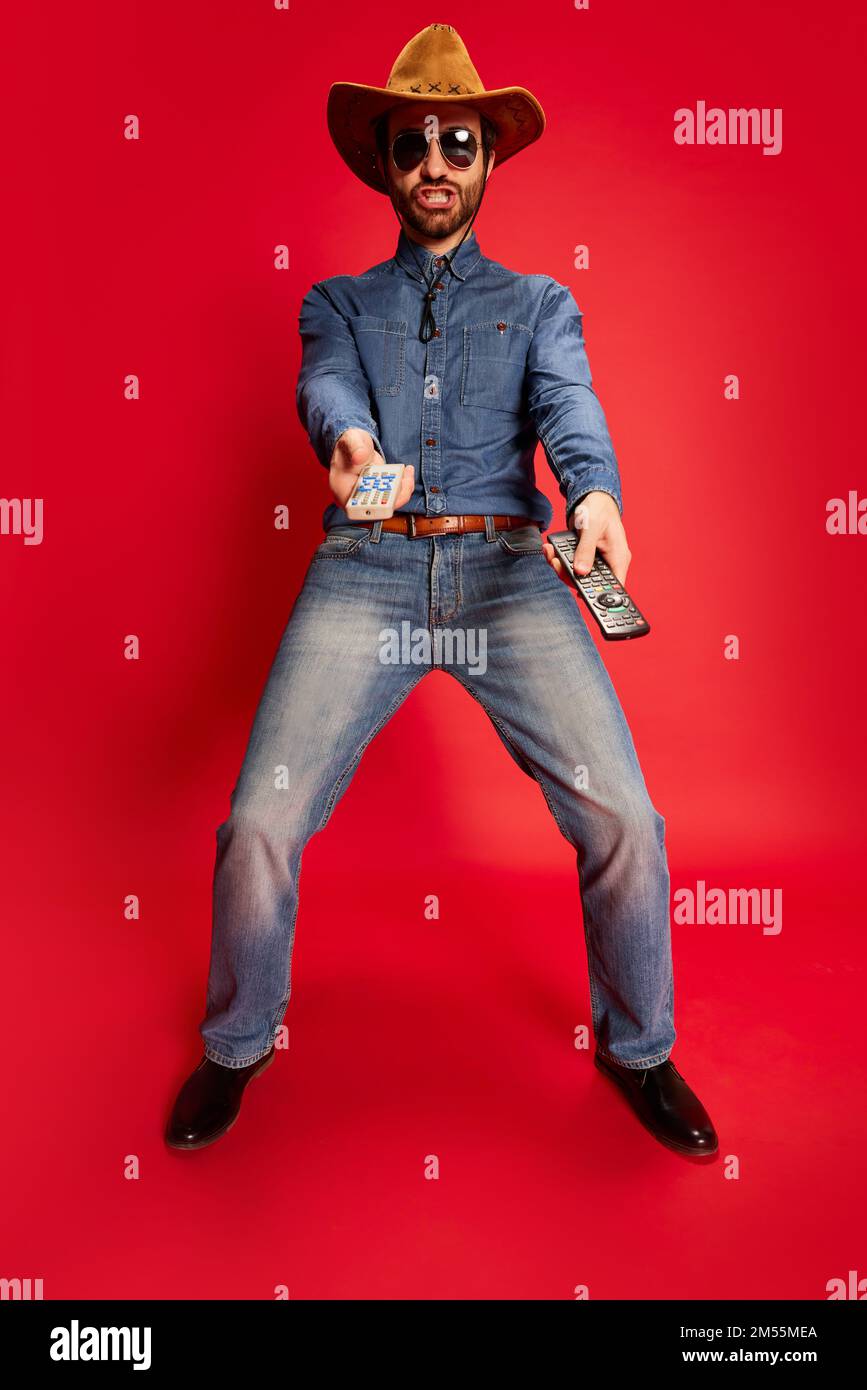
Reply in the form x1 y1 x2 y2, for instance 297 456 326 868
348 315 407 396
461 321 533 413
496 524 544 555
314 525 371 557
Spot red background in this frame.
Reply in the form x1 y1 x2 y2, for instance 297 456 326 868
2 1 865 1299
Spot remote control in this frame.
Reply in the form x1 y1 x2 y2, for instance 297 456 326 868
546 529 650 640
346 462 406 519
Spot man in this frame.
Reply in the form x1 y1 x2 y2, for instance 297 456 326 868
166 24 717 1159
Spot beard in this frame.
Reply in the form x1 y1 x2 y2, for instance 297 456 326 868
387 160 486 240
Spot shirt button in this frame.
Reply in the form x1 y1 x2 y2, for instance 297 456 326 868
430 486 440 493
433 329 441 337
425 438 437 446
497 321 507 332
434 281 445 290
435 257 444 266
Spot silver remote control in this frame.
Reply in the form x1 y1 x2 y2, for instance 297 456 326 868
346 462 406 519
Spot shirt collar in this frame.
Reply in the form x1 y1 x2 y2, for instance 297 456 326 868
395 226 482 283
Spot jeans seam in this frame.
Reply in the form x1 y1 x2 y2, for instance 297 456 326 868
249 673 429 1061
313 533 371 558
313 672 427 836
450 673 602 1036
261 673 429 1045
431 534 463 626
445 672 666 1063
202 1042 274 1069
596 1047 671 1069
446 671 574 839
204 673 427 1067
495 528 545 556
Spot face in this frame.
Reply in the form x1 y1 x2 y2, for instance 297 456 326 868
379 101 495 244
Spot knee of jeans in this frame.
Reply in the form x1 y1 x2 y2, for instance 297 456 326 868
611 797 666 851
215 798 311 850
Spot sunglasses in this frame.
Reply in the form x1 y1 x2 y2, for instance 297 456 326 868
389 126 479 173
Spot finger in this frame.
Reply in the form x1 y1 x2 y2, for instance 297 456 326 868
334 478 356 508
572 527 599 576
333 466 364 508
347 440 375 470
597 536 631 586
542 543 567 581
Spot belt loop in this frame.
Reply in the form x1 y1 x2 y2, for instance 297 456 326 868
370 519 383 544
484 515 496 542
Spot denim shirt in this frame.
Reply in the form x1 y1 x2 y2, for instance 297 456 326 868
296 227 623 532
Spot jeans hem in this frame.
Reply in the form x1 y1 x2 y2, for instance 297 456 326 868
596 1046 672 1070
202 1041 274 1069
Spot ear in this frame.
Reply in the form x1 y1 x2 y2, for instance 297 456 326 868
485 148 496 180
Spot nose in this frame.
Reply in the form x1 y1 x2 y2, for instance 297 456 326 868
420 136 449 178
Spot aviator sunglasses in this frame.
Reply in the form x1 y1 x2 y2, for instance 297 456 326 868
389 125 479 172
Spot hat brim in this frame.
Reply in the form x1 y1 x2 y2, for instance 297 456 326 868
327 83 545 193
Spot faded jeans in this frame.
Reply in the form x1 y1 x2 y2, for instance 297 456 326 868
199 520 675 1070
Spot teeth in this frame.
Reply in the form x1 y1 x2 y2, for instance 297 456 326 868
424 192 449 202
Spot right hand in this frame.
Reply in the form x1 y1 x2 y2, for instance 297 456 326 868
328 428 415 512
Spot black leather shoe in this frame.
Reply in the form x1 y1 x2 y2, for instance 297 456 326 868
165 1047 276 1150
594 1051 718 1157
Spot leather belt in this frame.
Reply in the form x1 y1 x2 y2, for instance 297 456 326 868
349 513 540 539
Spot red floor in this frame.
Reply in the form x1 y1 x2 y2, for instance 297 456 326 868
3 681 863 1300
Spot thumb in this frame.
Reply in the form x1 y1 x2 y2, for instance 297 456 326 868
347 440 374 469
335 428 373 467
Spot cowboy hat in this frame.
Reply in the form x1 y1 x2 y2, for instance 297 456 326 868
327 23 546 194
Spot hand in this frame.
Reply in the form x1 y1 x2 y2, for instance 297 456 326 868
328 428 415 511
542 493 631 587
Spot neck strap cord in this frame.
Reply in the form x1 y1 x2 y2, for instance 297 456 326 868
393 151 490 343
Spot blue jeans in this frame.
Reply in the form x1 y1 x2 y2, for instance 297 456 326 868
199 521 675 1070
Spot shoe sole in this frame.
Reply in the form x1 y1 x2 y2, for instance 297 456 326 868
594 1053 719 1159
165 1047 277 1151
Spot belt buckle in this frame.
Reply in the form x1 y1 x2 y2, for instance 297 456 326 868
405 514 417 539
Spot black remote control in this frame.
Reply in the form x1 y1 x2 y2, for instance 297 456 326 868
546 529 650 640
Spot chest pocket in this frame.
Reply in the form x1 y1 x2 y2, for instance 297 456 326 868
461 321 533 413
348 315 407 397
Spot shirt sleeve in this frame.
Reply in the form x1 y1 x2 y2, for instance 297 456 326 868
296 281 386 468
526 280 623 522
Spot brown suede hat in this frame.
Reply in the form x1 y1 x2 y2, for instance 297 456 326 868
327 23 546 194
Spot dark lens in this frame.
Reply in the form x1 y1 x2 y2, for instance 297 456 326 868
440 128 478 169
392 131 428 171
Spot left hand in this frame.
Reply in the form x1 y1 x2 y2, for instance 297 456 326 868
542 492 631 587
